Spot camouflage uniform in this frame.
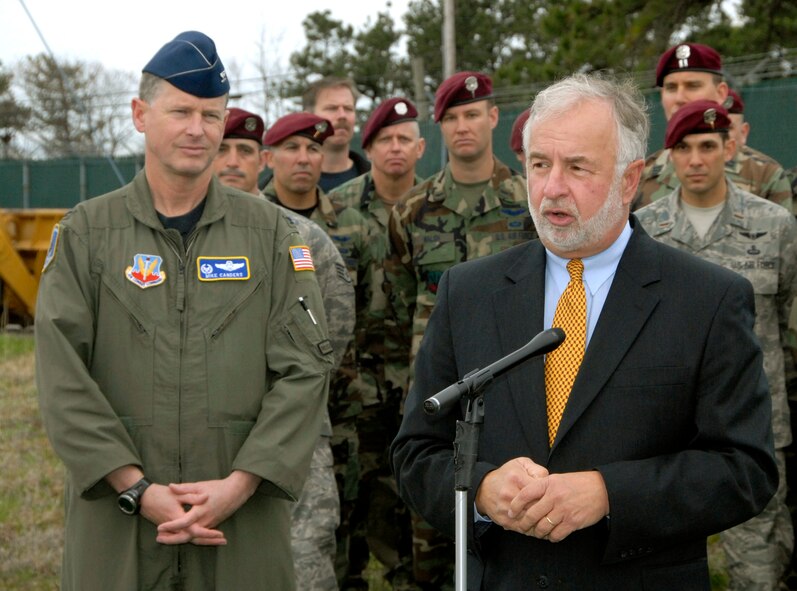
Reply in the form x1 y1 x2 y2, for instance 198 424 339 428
263 180 374 590
635 181 797 590
278 209 355 591
633 145 794 213
329 172 423 589
384 157 536 588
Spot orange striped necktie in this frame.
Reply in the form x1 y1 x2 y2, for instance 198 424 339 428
545 258 586 446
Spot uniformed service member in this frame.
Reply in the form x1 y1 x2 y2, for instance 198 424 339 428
35 31 333 591
635 100 797 591
723 88 795 214
509 108 530 168
633 42 793 213
261 112 375 589
383 71 537 589
213 107 354 591
329 97 426 589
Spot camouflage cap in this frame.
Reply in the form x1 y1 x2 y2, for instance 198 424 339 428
361 97 418 148
656 43 723 87
142 31 229 98
725 89 745 114
664 99 730 148
510 109 530 154
434 71 493 122
224 108 264 144
263 112 334 147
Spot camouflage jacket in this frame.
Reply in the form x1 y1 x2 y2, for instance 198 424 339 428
633 145 794 213
635 180 797 448
384 157 536 397
328 172 424 406
263 180 375 418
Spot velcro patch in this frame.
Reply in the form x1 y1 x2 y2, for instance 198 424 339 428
197 257 250 281
290 245 315 272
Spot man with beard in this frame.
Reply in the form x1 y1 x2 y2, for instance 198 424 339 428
391 72 777 591
635 100 797 591
303 77 371 192
384 71 536 589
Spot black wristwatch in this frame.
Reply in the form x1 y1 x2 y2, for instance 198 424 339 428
117 477 151 515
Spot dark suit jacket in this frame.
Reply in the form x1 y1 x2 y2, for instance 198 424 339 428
391 217 777 590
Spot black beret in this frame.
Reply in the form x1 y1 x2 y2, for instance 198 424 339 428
143 31 229 98
664 100 730 149
434 71 493 122
361 98 418 148
263 113 334 147
224 108 265 144
656 43 723 88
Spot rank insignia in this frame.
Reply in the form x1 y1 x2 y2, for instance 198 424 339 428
125 254 166 289
197 256 250 281
290 245 315 272
42 223 60 272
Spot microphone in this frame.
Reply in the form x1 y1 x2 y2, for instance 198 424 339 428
423 327 565 416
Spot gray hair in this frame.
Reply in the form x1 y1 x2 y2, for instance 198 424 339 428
522 73 649 174
138 72 229 105
139 73 166 103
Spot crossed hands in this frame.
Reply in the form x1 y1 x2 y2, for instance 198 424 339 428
474 457 610 543
140 471 260 546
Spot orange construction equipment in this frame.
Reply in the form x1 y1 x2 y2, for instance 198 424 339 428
0 209 66 326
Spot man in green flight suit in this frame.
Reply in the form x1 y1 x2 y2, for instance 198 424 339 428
384 71 537 589
35 31 333 591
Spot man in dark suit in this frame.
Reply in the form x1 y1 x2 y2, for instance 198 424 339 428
390 73 778 590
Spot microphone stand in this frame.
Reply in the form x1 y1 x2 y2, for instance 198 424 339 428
423 328 565 591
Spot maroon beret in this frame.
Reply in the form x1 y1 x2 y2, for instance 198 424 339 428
656 43 723 87
724 89 744 114
224 108 265 144
510 109 530 154
361 97 418 148
434 71 493 122
664 100 730 149
263 112 334 147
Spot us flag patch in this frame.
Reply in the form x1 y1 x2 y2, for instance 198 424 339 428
290 245 315 271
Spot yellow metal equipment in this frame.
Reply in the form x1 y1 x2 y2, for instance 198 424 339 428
0 209 66 326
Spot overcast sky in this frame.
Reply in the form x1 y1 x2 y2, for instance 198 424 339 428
2 0 411 82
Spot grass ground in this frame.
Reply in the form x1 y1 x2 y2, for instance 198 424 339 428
0 333 63 590
0 332 728 590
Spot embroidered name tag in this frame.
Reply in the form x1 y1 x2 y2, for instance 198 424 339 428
125 254 166 288
197 257 251 281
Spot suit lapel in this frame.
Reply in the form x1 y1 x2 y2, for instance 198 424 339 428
552 221 662 451
492 241 551 460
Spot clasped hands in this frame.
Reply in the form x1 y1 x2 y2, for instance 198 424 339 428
140 471 260 546
474 457 609 542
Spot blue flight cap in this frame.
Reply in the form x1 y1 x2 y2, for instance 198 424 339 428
142 31 229 98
